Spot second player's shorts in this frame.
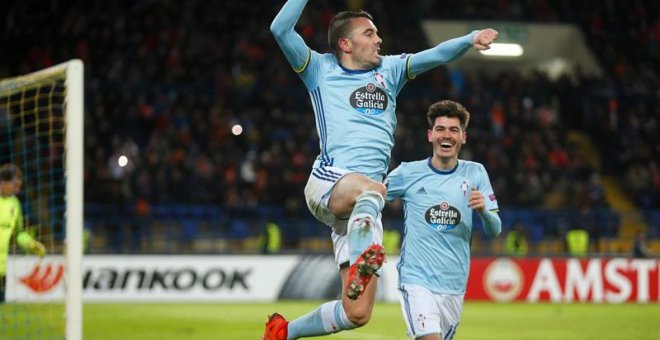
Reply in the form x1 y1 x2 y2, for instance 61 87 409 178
304 165 383 267
398 283 463 339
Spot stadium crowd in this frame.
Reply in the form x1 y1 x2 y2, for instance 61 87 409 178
1 0 658 252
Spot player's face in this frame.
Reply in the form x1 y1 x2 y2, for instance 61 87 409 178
345 17 382 68
427 116 466 160
0 178 22 196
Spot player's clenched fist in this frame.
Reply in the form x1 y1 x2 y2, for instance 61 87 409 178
472 28 498 50
468 187 485 212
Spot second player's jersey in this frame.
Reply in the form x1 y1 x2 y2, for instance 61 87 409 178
299 52 410 180
387 158 499 295
0 195 23 274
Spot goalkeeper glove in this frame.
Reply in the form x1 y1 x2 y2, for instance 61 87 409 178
29 241 46 258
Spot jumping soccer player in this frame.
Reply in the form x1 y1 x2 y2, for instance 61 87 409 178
387 100 502 339
264 1 498 338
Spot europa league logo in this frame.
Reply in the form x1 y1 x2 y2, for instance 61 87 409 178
483 258 524 302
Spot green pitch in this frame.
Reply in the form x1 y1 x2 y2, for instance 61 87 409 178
2 301 659 339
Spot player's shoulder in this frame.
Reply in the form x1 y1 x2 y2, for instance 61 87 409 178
10 195 21 206
381 53 411 61
392 159 428 174
379 54 410 67
315 52 338 66
302 52 338 80
304 52 337 72
0 195 21 206
458 159 485 169
410 158 430 169
457 159 488 175
319 52 335 61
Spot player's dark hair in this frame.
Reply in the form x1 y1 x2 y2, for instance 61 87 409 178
0 163 22 181
427 100 470 130
328 10 374 58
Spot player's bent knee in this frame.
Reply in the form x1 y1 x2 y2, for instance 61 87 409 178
347 314 370 328
345 307 372 327
364 182 386 197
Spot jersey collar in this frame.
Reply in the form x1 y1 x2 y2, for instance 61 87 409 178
337 59 382 74
427 157 459 175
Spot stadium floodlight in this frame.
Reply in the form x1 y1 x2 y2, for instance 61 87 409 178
479 43 524 57
0 59 83 340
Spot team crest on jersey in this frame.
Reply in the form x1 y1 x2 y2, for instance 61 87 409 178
349 83 388 116
374 72 386 88
425 201 461 232
461 181 469 197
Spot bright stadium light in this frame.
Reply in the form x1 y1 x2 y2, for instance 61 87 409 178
118 155 128 167
231 124 243 136
479 43 524 57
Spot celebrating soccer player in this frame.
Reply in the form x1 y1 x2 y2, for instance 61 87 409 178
387 100 502 339
264 1 497 339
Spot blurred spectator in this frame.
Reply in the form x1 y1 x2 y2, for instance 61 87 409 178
382 225 401 256
565 226 590 257
504 222 529 256
632 230 652 258
83 225 92 254
259 217 282 254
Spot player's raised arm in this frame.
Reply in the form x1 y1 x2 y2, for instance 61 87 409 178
270 0 312 73
408 28 498 78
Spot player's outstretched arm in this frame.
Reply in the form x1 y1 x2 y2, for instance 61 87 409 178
408 29 498 77
270 0 312 72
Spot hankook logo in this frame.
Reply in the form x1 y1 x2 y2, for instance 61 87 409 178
424 202 461 231
82 267 252 291
349 83 388 116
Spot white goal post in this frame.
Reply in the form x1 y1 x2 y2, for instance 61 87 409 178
64 59 84 340
0 59 83 340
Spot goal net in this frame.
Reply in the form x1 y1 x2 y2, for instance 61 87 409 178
0 60 83 340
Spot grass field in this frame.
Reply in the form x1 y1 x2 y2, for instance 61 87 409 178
2 301 660 339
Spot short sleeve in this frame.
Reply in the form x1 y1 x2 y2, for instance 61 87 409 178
386 164 406 202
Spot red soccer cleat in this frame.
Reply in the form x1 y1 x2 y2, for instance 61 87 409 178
262 313 288 340
345 244 385 300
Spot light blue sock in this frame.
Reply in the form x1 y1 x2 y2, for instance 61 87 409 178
287 300 356 339
347 191 384 265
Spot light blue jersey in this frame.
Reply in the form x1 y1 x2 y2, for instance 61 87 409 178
387 158 499 295
271 0 477 180
299 52 409 179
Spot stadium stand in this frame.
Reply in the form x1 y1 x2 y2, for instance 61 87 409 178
1 0 657 255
